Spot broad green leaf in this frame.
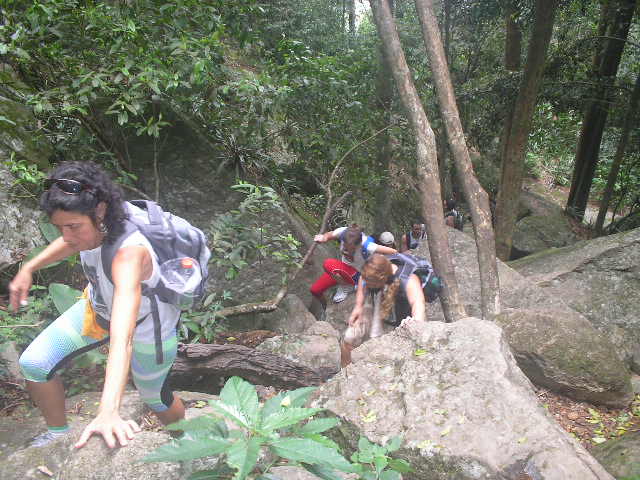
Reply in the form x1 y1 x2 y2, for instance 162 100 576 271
49 283 81 315
261 407 321 432
211 400 252 430
143 434 231 462
303 463 346 480
380 470 402 480
387 458 413 473
227 436 262 480
39 221 61 243
302 433 341 451
188 465 235 480
386 437 402 452
165 415 226 433
24 246 62 269
298 417 340 435
262 386 317 417
269 437 354 473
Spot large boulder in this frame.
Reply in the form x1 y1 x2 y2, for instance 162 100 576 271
0 390 224 480
0 156 46 273
511 214 578 259
416 229 633 405
261 294 317 334
510 227 640 373
313 318 613 480
591 431 640 479
495 309 632 407
256 331 341 380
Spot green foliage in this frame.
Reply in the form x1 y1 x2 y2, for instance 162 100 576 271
180 290 232 343
208 182 301 281
48 282 81 315
144 376 354 479
3 155 46 193
350 437 412 480
0 285 54 346
526 102 581 187
145 377 413 479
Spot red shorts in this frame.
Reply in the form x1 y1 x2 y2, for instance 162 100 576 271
310 258 358 297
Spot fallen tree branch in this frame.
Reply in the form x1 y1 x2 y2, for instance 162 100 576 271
171 343 329 390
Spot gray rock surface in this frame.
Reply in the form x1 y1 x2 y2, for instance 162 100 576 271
495 309 632 407
510 228 640 373
305 320 340 338
256 332 341 379
591 431 640 480
512 214 578 259
312 318 613 480
261 294 317 334
0 163 46 271
0 341 22 382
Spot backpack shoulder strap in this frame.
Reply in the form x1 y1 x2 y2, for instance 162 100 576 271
362 235 374 257
101 203 139 283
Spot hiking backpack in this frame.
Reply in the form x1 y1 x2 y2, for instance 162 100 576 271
387 252 443 303
101 200 211 363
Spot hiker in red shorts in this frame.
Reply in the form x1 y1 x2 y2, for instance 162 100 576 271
311 224 396 307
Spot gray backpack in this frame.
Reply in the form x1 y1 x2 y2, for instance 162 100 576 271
387 252 443 303
101 200 211 363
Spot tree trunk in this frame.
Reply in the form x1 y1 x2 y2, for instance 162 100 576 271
505 0 522 71
566 0 636 221
170 343 329 392
348 0 356 35
595 73 640 234
369 0 466 322
372 33 395 234
414 0 500 319
494 0 558 260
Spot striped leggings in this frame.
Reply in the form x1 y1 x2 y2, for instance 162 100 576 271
19 299 177 412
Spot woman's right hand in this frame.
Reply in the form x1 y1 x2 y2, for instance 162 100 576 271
9 267 33 312
348 305 363 326
314 234 325 243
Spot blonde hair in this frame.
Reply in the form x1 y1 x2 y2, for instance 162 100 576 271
363 254 401 321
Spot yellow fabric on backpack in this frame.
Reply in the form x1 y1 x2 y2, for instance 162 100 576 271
80 287 108 340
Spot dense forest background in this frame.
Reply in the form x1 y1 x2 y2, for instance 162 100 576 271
1 0 639 320
2 0 638 231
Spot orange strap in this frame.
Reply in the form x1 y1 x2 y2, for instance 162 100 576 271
80 287 108 340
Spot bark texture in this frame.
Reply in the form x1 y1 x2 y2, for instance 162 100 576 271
494 0 558 260
369 0 466 321
171 343 326 391
414 0 500 319
567 0 637 221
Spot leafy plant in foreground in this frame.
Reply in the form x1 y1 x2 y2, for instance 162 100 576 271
144 376 354 479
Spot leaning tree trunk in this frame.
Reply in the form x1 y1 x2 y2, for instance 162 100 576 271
370 0 466 322
594 73 640 234
566 0 636 221
171 343 330 391
414 0 500 319
494 0 558 260
372 35 396 234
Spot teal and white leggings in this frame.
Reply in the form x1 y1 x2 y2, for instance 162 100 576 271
19 299 177 412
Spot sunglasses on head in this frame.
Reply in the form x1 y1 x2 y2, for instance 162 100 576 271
44 178 94 195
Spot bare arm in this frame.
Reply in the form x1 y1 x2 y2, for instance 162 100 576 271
399 234 409 252
348 276 367 325
405 274 426 323
314 229 340 243
75 245 152 448
374 245 397 255
9 237 80 311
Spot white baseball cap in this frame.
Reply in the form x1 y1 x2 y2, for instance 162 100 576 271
379 231 395 245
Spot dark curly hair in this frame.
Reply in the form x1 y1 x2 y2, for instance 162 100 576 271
40 161 128 244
